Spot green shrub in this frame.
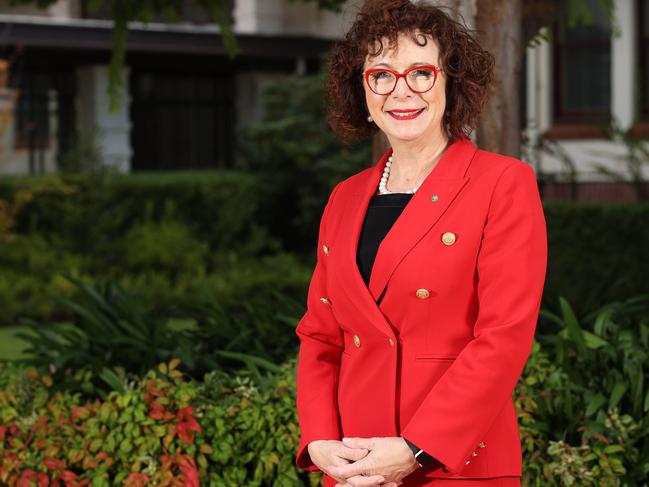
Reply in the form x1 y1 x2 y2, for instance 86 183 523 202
239 72 372 252
2 333 646 486
0 358 321 486
542 203 649 318
16 267 308 392
518 294 649 485
0 170 279 266
120 219 208 279
0 249 311 327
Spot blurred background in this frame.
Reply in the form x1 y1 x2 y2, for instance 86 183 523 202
0 0 647 485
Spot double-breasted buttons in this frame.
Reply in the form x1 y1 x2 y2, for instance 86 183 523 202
322 244 329 255
353 335 361 348
441 231 456 246
465 441 486 464
389 338 395 346
319 297 331 305
415 288 430 299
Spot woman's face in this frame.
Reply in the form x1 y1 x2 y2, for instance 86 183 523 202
363 31 447 144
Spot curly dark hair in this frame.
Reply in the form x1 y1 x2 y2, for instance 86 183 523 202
324 0 495 145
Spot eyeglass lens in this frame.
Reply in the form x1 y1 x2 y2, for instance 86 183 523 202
368 67 436 94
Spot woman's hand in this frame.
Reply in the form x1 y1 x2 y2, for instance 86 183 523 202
327 437 419 486
308 440 387 486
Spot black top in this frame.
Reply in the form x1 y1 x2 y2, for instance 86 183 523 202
355 191 443 470
356 192 414 285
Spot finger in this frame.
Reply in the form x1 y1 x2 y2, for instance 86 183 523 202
328 461 366 479
345 475 386 487
337 444 369 461
342 437 373 449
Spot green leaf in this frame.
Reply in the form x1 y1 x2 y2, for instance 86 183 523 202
99 367 125 393
586 393 607 417
581 330 609 349
609 382 628 409
559 296 587 356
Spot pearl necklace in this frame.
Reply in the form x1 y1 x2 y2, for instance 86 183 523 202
378 154 422 195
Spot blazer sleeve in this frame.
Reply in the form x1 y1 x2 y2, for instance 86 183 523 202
400 161 548 475
294 181 345 472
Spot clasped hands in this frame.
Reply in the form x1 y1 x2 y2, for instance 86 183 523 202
307 437 420 487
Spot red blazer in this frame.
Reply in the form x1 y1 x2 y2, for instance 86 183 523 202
294 137 548 484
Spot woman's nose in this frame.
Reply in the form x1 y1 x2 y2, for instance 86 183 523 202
391 76 413 97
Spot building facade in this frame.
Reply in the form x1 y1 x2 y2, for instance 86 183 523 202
0 0 647 202
0 0 353 174
524 0 649 201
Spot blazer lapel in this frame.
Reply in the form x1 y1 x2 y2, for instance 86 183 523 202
337 149 395 338
369 140 477 302
337 137 478 337
334 139 477 336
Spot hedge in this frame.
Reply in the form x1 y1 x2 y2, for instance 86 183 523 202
2 175 648 323
2 324 648 485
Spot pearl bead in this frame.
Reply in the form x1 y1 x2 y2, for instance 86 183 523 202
379 154 422 195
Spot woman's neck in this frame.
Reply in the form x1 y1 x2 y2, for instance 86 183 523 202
386 133 450 191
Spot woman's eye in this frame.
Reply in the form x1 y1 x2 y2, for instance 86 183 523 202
412 69 433 77
372 71 391 80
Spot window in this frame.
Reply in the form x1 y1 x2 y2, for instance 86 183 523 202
552 0 612 124
130 71 234 170
639 0 649 119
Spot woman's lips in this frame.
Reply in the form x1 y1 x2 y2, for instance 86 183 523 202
386 108 425 121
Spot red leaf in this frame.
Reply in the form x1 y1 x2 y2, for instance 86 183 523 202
148 410 165 420
37 472 50 487
125 472 149 487
18 470 38 487
176 424 195 445
150 401 165 412
60 470 78 482
44 458 65 471
177 456 199 487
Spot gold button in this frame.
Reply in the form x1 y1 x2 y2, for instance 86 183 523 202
465 460 471 465
353 335 361 347
472 451 478 457
441 232 456 246
389 338 395 346
415 288 430 299
478 441 486 448
322 244 329 255
319 297 331 305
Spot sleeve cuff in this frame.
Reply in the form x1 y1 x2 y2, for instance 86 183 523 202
403 436 444 469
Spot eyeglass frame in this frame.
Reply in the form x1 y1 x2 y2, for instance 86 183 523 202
362 64 445 95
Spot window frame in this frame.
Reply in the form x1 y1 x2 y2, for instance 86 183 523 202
639 0 649 120
551 2 612 126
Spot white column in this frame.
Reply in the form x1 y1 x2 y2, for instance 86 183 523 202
46 88 59 173
234 0 284 34
612 0 635 128
75 65 131 172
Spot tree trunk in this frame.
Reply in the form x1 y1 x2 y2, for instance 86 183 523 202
475 0 524 157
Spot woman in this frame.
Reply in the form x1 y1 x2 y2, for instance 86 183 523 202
294 1 547 486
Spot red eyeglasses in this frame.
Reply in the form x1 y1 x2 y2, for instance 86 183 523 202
363 64 444 95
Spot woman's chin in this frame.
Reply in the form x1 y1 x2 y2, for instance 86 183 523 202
385 128 428 143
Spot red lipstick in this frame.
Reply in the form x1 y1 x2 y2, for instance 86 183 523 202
386 108 425 121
